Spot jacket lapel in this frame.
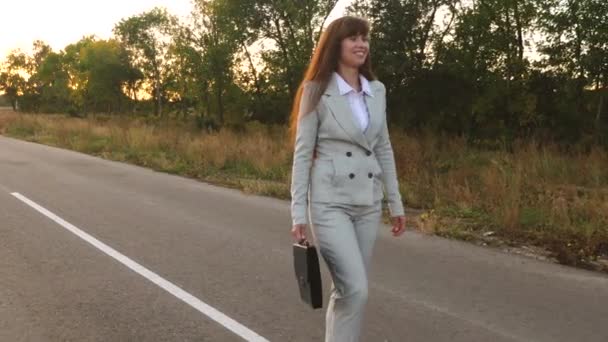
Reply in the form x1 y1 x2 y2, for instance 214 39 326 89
324 75 371 151
363 83 381 143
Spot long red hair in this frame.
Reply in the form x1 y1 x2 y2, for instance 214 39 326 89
288 16 376 145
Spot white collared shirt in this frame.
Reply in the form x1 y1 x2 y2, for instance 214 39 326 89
334 72 373 132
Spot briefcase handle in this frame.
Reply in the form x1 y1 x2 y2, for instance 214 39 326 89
296 238 310 247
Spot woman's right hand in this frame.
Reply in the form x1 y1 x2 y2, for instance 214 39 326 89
291 224 308 242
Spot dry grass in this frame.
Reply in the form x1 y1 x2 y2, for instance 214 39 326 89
392 130 608 267
1 110 291 183
0 108 19 133
2 109 607 269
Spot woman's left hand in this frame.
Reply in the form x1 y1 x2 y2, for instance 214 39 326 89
390 215 406 236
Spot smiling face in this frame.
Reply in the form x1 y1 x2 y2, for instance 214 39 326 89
290 16 376 144
339 34 370 69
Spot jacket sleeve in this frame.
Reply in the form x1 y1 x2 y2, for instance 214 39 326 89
290 84 319 226
373 84 405 217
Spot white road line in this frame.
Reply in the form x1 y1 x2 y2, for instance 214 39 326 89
11 192 269 342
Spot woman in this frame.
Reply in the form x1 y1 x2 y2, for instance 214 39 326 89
289 16 407 341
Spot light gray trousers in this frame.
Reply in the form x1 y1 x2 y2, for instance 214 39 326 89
309 200 383 342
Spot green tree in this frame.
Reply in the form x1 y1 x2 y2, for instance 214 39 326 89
80 39 141 113
236 0 337 123
440 0 538 141
58 37 142 114
36 51 71 113
114 7 178 116
17 40 54 112
350 0 540 143
0 50 28 110
349 0 461 126
538 0 608 142
186 0 243 125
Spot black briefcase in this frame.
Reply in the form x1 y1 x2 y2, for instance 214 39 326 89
293 239 323 309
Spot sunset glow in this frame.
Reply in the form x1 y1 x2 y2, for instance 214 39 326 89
1 0 351 59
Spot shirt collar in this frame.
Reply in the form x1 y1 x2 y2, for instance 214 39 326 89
334 72 373 97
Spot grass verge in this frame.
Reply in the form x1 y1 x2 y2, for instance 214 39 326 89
1 109 606 272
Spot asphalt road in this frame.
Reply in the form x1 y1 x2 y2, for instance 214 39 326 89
1 135 607 342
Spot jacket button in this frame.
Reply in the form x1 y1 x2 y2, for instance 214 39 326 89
346 152 352 157
349 173 355 179
366 151 372 156
368 173 373 178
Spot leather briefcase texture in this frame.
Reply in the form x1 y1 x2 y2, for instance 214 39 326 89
293 239 323 309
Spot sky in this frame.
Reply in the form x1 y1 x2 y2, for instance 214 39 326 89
1 0 352 60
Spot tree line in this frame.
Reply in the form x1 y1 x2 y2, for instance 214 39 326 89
1 0 606 146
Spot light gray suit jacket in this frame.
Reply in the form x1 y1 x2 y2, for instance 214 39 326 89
290 74 405 226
